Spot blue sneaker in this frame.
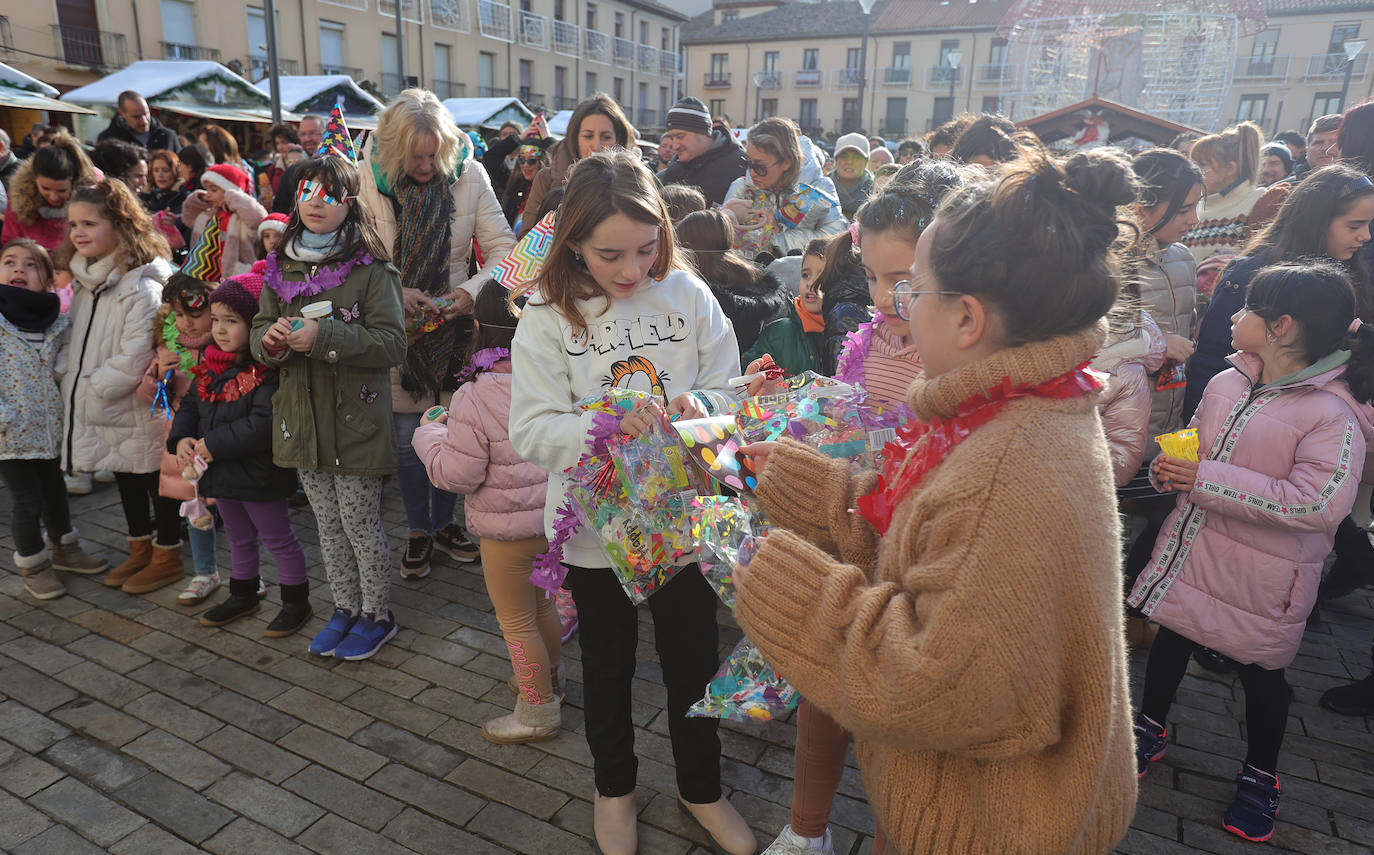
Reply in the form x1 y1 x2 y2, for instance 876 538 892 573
1222 765 1281 842
334 611 398 661
308 608 358 656
1134 713 1167 778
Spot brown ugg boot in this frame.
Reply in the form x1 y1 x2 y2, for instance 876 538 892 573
104 536 153 587
122 542 184 594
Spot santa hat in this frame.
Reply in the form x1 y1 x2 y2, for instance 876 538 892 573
180 223 223 284
202 164 252 195
258 213 289 238
210 273 264 326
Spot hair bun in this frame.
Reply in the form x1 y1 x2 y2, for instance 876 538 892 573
1061 149 1138 212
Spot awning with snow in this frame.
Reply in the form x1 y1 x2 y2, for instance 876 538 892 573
253 75 383 130
61 61 286 124
0 61 96 115
441 97 536 130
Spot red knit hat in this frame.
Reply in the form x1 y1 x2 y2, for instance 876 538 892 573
209 273 263 325
257 213 288 238
202 164 251 195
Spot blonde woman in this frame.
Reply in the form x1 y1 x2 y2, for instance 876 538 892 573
357 88 516 579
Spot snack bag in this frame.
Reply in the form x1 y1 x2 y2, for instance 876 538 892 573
688 637 799 723
777 183 839 229
1155 360 1187 391
1155 428 1199 462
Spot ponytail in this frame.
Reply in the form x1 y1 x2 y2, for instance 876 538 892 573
1191 121 1264 186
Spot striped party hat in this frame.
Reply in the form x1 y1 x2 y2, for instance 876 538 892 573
180 223 223 284
315 101 357 163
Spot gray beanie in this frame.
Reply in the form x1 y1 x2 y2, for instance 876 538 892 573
665 96 712 136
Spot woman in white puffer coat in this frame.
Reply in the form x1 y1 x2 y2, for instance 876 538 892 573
60 181 181 591
356 88 516 577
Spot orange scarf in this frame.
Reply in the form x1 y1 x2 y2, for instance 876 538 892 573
794 296 824 333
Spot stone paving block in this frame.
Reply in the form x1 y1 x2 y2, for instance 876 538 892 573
53 661 149 707
64 634 151 675
268 686 371 738
342 685 447 737
283 764 405 831
414 683 507 729
7 610 89 645
429 718 543 774
11 822 109 855
366 762 483 826
265 655 363 701
41 734 148 791
0 746 65 798
550 796 693 855
399 652 501 697
203 629 290 670
50 698 150 747
203 816 316 855
107 822 204 855
0 788 52 849
127 660 223 706
67 608 152 645
116 771 235 843
380 806 514 855
198 724 308 783
198 687 301 740
122 691 223 743
468 801 597 855
206 770 325 837
405 633 480 667
0 700 71 752
277 723 388 781
332 656 430 698
195 657 291 701
129 630 219 669
1 635 84 673
447 757 569 820
29 776 146 846
295 812 416 855
123 728 232 790
352 720 464 777
0 658 78 712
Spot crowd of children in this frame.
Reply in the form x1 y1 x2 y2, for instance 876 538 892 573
4 96 1374 855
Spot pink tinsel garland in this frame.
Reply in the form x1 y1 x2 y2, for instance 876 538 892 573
264 250 373 303
833 312 883 387
456 347 511 382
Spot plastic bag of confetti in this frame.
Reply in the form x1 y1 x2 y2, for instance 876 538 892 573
688 496 769 609
687 637 799 723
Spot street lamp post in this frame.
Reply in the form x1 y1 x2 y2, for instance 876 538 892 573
855 0 875 135
263 0 282 123
946 49 963 132
1339 38 1367 113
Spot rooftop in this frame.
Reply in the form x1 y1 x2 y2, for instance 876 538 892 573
682 1 889 44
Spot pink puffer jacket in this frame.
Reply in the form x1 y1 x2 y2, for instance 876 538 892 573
1092 317 1166 486
411 360 548 541
1128 350 1374 669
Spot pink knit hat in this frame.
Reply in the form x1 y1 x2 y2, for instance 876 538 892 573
210 272 264 325
202 164 251 195
257 213 288 238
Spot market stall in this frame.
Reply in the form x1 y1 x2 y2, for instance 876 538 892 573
442 97 536 131
61 60 293 134
254 75 383 130
0 61 96 144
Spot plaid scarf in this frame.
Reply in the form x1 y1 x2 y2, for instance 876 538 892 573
394 175 456 397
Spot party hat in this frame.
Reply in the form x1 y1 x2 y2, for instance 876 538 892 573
315 101 357 162
181 223 223 284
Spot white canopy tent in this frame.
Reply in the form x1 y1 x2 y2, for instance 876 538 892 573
253 75 383 130
441 97 535 130
61 61 292 124
0 62 96 115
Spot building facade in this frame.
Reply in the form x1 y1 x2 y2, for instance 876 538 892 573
1 0 684 129
682 0 1374 141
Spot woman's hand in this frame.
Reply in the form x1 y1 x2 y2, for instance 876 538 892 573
441 289 474 320
175 437 197 469
667 392 707 422
619 399 664 437
262 317 293 351
1163 333 1195 364
1153 456 1198 492
286 318 318 352
402 287 438 317
156 348 180 377
738 441 776 478
528 114 549 139
721 199 766 232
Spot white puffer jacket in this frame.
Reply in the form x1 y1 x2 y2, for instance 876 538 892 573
357 132 517 413
60 253 172 473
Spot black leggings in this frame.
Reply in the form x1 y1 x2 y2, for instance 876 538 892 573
113 471 182 547
1141 627 1289 773
0 458 72 557
564 562 722 804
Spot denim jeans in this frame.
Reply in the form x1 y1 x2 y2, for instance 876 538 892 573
187 523 217 576
393 411 458 534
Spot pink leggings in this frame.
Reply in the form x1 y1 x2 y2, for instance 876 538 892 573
792 701 894 852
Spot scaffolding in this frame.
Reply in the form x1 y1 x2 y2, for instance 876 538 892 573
999 0 1267 131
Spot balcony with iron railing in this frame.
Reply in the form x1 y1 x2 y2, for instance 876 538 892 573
250 54 300 79
798 123 825 138
881 65 913 86
519 87 545 107
163 41 221 61
754 71 782 90
552 19 580 57
614 37 635 70
1233 55 1290 82
320 62 363 77
51 23 127 68
794 69 824 88
638 44 658 73
380 72 408 97
584 29 609 64
879 118 908 137
660 51 679 78
1305 52 1368 81
433 79 466 98
924 65 963 90
637 108 658 127
478 86 510 97
834 67 864 88
555 95 580 109
518 10 548 49
428 0 470 32
703 71 732 88
974 63 1016 87
478 0 513 42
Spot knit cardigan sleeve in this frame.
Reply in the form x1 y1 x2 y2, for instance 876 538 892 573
756 438 878 569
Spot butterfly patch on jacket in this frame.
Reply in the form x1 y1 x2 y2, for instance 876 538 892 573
359 384 379 405
338 302 361 323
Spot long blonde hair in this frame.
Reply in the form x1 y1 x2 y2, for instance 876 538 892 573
373 88 465 187
514 149 682 338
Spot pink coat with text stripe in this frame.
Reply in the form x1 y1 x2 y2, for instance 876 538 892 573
1128 350 1374 669
410 360 548 541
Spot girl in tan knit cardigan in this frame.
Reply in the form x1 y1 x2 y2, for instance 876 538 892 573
739 150 1140 855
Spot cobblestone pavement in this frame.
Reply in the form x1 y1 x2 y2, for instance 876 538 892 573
0 481 1370 855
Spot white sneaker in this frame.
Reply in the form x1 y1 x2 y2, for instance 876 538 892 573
93 469 116 483
178 572 221 605
257 577 269 599
65 472 93 495
762 825 832 855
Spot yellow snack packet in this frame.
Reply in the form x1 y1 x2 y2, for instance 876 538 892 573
1155 428 1199 462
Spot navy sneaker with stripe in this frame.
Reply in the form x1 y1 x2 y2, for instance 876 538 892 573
1134 713 1167 778
1222 765 1281 842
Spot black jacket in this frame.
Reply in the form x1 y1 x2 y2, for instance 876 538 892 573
482 134 553 202
708 269 789 355
657 131 748 206
97 115 181 153
271 161 308 214
820 269 872 376
168 363 297 501
0 152 19 190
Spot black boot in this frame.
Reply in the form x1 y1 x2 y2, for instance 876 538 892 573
200 577 262 627
1320 674 1374 716
265 583 313 638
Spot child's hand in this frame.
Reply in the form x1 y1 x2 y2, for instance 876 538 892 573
286 318 318 352
619 399 664 437
156 349 180 376
742 355 773 397
419 409 448 427
175 437 197 468
1155 456 1197 492
667 392 707 422
1163 334 1195 363
739 441 776 478
193 439 214 463
262 317 293 350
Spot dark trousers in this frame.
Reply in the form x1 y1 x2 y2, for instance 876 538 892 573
112 472 181 547
564 563 722 803
1124 493 1177 600
0 458 72 556
1141 627 1289 773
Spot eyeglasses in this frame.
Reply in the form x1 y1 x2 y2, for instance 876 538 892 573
748 158 777 177
891 279 963 320
517 157 541 166
297 179 346 206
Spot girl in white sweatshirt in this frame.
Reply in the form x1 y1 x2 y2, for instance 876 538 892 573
509 149 755 855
